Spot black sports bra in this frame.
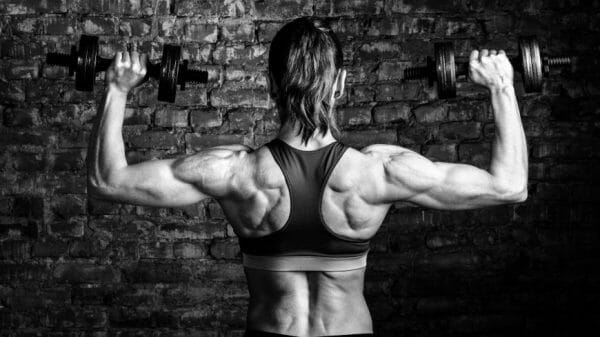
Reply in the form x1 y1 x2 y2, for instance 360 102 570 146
238 138 370 271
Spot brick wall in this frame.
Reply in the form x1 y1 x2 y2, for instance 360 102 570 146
1 0 599 336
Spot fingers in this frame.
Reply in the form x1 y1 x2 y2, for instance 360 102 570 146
489 49 497 56
479 49 489 60
114 51 122 66
469 50 479 63
139 54 148 75
131 51 140 69
121 50 131 66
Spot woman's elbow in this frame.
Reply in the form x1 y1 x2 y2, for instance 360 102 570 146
87 175 119 200
500 185 528 203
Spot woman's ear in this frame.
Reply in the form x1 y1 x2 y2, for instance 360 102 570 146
333 69 346 100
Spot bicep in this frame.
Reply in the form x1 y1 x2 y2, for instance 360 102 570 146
367 145 506 209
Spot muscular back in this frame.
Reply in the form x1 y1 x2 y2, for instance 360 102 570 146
216 143 390 336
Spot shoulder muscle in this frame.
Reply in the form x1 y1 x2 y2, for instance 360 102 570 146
173 145 253 198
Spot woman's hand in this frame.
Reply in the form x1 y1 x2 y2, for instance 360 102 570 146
105 51 148 94
469 49 514 91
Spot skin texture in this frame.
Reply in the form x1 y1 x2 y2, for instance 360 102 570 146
88 49 527 336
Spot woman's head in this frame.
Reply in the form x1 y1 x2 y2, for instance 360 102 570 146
268 17 346 144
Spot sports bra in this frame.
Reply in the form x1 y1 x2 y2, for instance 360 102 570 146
238 138 370 271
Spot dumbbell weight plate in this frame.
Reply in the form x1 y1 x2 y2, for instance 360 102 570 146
157 44 181 103
519 36 543 93
75 35 99 91
435 42 456 99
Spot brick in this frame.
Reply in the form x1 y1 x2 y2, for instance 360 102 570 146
53 263 121 283
173 87 209 106
340 129 396 148
140 242 174 259
158 221 226 240
252 0 312 19
0 240 30 260
43 17 76 35
224 68 268 85
183 22 218 43
122 261 193 283
12 152 48 171
373 102 411 124
3 106 41 126
423 144 457 162
0 0 67 14
211 87 269 108
3 60 39 79
522 99 551 118
208 201 225 219
0 78 26 101
376 61 411 81
226 108 255 131
0 130 56 147
129 131 179 149
349 85 375 103
48 217 85 238
458 143 491 167
210 238 240 259
173 241 208 258
318 0 384 15
376 82 421 101
257 21 282 42
449 100 489 121
53 150 86 171
68 239 105 258
185 133 247 152
0 197 12 215
438 122 482 141
397 123 435 144
83 17 117 35
367 17 403 36
175 0 245 17
221 20 255 42
386 0 456 13
11 17 42 34
32 239 68 257
52 306 107 328
337 106 372 127
414 103 447 123
190 108 223 129
50 194 86 218
328 18 364 40
213 44 268 66
13 196 44 219
155 107 189 127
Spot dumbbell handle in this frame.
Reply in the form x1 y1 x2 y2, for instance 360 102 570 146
46 52 207 86
452 56 572 77
404 54 572 81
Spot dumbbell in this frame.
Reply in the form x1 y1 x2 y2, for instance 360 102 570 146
45 35 208 102
404 36 573 98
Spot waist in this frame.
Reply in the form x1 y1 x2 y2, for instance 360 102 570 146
245 264 372 336
244 329 374 337
242 251 369 271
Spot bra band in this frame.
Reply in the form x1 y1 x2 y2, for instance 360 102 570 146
242 252 368 272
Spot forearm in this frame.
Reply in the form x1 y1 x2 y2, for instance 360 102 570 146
87 85 128 190
488 85 528 196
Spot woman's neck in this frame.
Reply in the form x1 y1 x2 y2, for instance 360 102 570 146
276 122 337 151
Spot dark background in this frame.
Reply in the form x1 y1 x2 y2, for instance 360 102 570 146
1 0 599 336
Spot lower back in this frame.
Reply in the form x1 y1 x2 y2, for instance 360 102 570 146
244 267 373 336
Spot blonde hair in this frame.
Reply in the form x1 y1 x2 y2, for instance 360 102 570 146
269 17 343 145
